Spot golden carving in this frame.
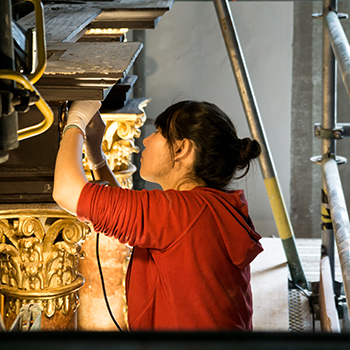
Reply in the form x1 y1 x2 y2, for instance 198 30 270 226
77 98 149 331
83 98 150 189
0 208 88 321
0 98 149 330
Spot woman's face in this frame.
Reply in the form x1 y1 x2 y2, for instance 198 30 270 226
140 129 174 188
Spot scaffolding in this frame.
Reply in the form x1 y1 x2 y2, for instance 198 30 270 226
213 0 350 332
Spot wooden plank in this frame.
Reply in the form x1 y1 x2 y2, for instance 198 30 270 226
89 17 161 30
42 42 142 78
33 42 141 100
19 1 174 42
44 1 174 10
89 8 167 29
78 1 174 29
18 6 101 44
37 86 113 101
251 237 289 331
295 238 342 282
319 255 341 332
16 1 171 98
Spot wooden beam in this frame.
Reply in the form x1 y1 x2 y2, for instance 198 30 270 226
44 42 141 77
37 86 113 102
19 1 174 41
89 9 166 29
319 255 341 332
34 42 142 100
43 42 142 78
18 6 101 44
16 1 172 100
42 1 174 11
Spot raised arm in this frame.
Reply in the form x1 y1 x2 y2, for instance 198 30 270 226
53 101 119 215
53 126 88 215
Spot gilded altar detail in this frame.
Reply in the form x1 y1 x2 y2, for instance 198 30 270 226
77 98 149 331
0 98 150 330
83 98 150 189
0 208 89 324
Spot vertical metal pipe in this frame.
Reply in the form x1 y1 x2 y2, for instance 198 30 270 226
0 0 18 162
213 0 308 288
321 0 337 282
323 157 350 320
322 0 337 157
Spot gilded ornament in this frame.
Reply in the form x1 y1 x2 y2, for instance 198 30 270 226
0 210 88 321
83 98 149 189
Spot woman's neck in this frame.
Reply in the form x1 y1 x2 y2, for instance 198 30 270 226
161 177 207 191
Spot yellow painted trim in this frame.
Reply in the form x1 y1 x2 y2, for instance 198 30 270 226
321 206 330 216
321 206 332 222
264 177 293 240
26 0 46 84
0 70 54 140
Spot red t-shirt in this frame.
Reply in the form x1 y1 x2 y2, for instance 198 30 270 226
77 183 263 331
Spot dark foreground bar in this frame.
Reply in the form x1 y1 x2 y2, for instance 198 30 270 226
2 331 350 350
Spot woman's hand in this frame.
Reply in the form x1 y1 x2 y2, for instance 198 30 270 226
84 112 107 170
65 100 102 136
54 100 120 215
53 100 101 215
85 113 121 188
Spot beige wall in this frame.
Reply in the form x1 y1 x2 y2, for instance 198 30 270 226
140 1 294 237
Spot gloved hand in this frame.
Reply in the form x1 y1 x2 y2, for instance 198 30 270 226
65 100 102 137
84 112 107 170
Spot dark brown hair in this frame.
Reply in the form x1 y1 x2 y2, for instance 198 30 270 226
155 100 261 190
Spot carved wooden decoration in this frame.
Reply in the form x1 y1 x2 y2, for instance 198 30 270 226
83 97 150 188
0 206 89 330
77 98 149 331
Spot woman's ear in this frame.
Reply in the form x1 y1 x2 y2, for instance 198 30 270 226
173 138 194 161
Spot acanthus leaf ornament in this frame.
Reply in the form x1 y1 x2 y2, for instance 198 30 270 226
0 209 89 322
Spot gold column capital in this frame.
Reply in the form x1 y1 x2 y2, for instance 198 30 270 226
0 205 89 321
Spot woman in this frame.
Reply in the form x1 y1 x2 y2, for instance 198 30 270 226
53 100 263 331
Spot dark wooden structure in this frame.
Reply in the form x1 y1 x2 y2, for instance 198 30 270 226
0 0 173 202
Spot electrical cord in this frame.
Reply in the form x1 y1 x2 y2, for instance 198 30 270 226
96 232 124 332
89 169 124 332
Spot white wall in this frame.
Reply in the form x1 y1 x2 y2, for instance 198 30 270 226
141 1 293 237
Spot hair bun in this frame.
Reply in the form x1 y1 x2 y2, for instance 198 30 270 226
240 138 261 159
237 137 261 165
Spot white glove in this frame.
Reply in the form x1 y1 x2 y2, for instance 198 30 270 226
85 112 107 170
65 100 102 137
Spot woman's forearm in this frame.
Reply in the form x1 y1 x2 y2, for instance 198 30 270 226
53 128 88 215
90 165 121 188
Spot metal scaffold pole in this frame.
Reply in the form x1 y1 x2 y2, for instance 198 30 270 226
213 0 308 289
318 0 350 328
0 0 18 163
323 157 350 326
320 0 337 285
